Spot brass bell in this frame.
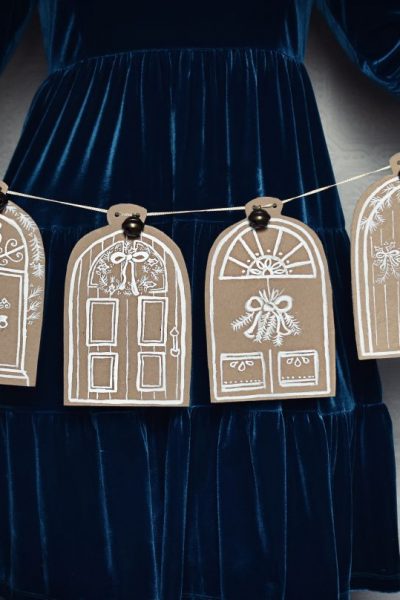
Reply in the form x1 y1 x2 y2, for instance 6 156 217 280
122 214 144 239
248 205 270 230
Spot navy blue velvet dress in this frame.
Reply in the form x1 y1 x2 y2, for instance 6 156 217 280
1 1 399 599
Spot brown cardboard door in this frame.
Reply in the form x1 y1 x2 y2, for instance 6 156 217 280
65 217 191 406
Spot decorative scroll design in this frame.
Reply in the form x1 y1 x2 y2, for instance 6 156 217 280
0 298 11 309
5 204 44 279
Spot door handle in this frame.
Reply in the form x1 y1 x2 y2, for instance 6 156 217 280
169 326 180 357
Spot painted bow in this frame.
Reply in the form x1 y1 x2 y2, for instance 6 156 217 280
373 242 400 284
110 248 149 295
231 288 301 346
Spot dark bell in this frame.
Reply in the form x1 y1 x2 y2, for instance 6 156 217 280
0 191 8 212
248 205 270 230
122 214 144 238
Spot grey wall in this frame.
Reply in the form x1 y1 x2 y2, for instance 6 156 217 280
305 0 400 527
0 8 399 600
304 15 400 600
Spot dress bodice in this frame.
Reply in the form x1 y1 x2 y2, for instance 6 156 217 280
1 0 398 95
38 0 314 72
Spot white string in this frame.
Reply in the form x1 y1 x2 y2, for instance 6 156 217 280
3 164 392 217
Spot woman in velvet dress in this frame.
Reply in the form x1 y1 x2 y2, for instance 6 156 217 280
0 1 399 599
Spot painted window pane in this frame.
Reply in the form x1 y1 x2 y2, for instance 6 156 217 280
220 225 316 279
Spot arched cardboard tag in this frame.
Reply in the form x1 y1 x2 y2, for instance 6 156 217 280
205 197 336 402
64 204 191 406
0 182 45 386
351 153 400 359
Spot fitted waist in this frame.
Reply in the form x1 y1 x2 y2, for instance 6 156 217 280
48 46 302 77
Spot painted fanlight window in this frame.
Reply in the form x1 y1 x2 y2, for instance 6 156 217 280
65 204 191 406
0 196 45 386
206 198 335 402
352 154 400 358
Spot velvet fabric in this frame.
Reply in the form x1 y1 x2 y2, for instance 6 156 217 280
0 1 399 599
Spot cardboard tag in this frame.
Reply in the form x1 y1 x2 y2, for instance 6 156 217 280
0 182 45 386
351 152 400 359
64 204 191 406
205 197 336 402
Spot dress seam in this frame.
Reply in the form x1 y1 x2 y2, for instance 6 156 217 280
46 46 302 77
0 402 386 416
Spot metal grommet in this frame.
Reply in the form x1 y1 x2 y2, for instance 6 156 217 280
248 205 270 230
122 214 144 238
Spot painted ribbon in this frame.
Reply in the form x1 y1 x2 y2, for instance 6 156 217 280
110 248 149 295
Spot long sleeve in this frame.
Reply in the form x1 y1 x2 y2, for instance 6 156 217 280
315 0 400 95
0 0 37 76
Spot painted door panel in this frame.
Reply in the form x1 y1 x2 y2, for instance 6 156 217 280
88 352 118 392
138 297 167 345
86 298 118 346
137 352 166 391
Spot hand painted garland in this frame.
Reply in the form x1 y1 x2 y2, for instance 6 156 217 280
0 153 398 405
